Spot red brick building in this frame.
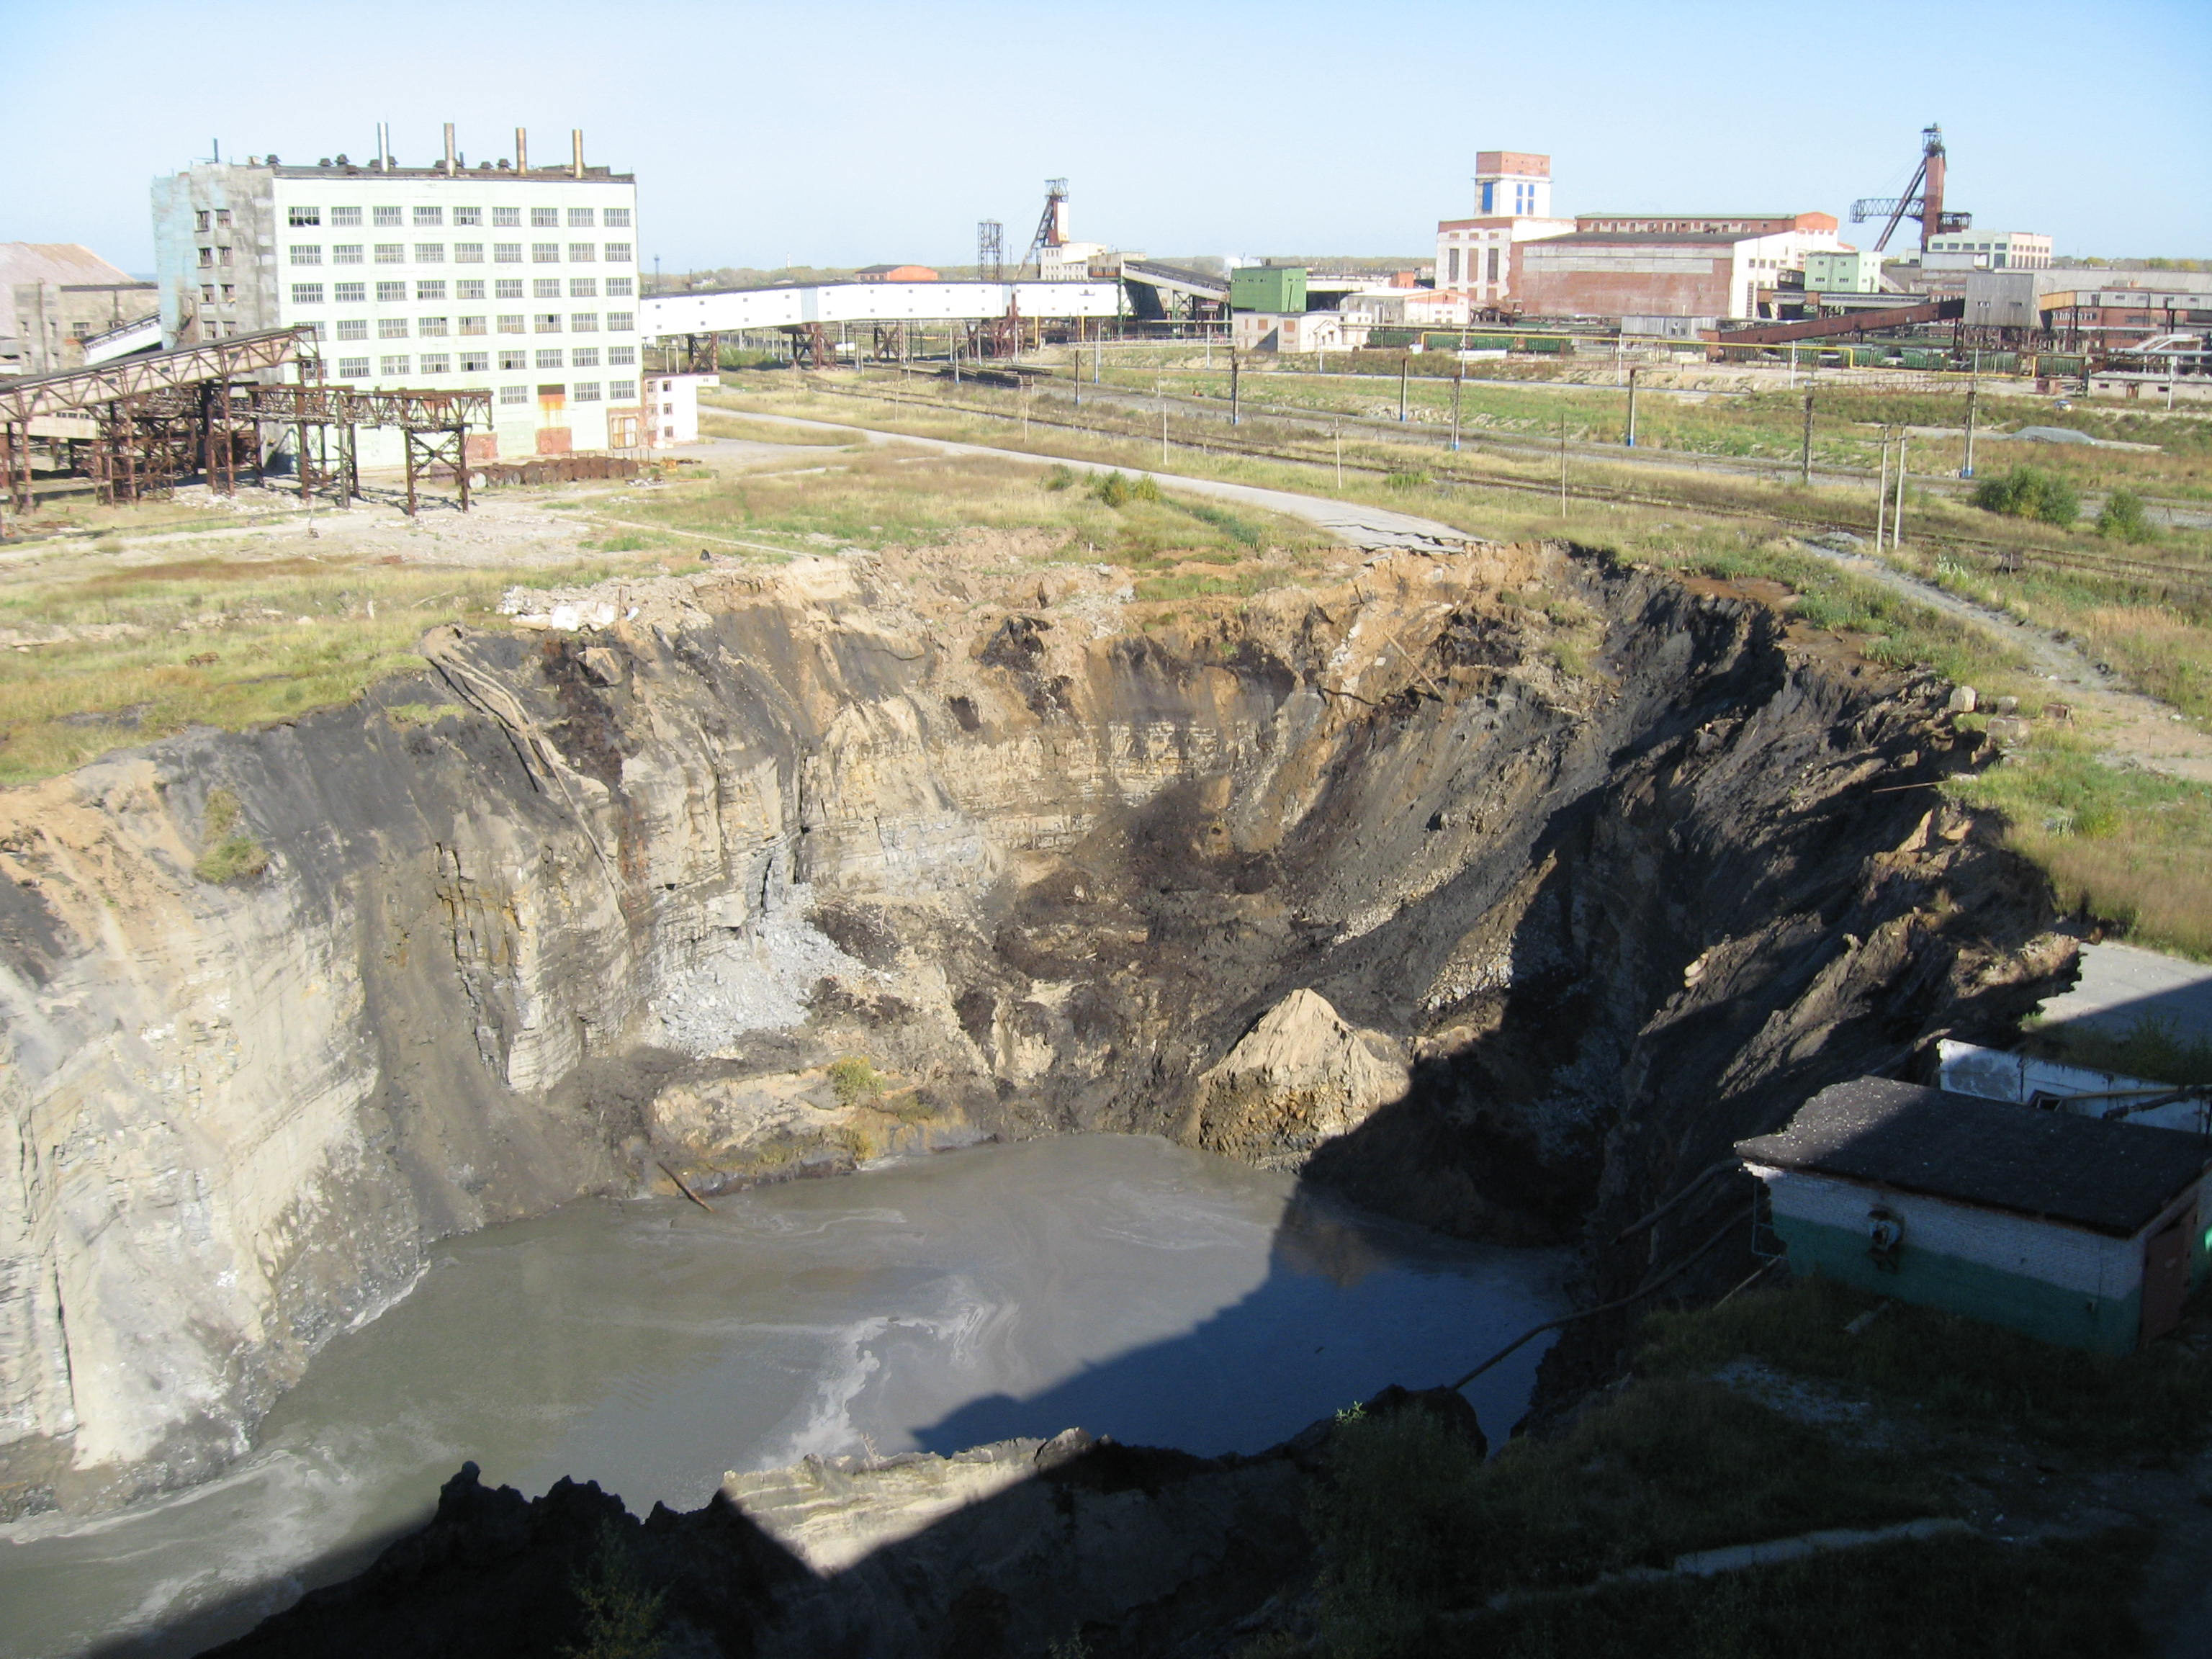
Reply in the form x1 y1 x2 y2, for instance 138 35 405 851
1510 214 1845 321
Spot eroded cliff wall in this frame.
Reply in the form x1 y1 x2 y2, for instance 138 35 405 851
0 541 2063 1515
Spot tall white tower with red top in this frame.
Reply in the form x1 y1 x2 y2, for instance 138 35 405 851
1436 150 1573 312
1472 152 1552 219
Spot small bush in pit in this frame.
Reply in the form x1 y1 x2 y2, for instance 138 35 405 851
828 1055 886 1107
194 787 270 884
1973 465 2079 527
1042 464 1078 492
559 1521 665 1659
2096 487 2157 543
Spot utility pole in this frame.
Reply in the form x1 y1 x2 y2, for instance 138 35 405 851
1159 377 1168 467
1558 408 1568 516
1336 426 1343 490
1800 391 1815 486
1398 355 1409 422
1961 384 1978 480
1625 367 1639 448
1875 429 1891 548
1892 430 1908 549
1230 347 1241 426
1451 364 1462 452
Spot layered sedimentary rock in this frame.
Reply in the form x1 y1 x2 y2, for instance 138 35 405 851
0 539 2064 1515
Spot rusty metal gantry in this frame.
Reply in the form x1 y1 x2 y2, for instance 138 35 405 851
1 326 491 529
1 327 312 527
247 383 490 516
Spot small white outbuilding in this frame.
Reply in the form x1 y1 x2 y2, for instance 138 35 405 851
1738 1077 2211 1354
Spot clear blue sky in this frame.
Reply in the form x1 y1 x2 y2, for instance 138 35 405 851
6 0 2206 274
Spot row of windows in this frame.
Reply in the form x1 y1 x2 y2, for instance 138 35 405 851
288 241 634 265
290 204 631 229
322 316 639 358
289 288 632 331
289 277 632 303
328 361 636 404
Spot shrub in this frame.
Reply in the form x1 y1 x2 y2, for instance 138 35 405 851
194 788 270 884
1972 466 2079 527
1042 464 1077 493
2096 487 2157 542
827 1055 886 1107
559 1521 665 1659
1089 470 1161 508
1386 469 1433 493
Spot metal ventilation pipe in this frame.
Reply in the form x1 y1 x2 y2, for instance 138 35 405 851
516 127 528 173
443 122 457 176
571 129 584 179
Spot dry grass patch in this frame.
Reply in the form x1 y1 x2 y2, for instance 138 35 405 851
1946 730 2212 959
696 410 855 446
604 442 1326 570
0 545 687 784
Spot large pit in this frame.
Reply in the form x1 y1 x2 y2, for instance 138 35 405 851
0 532 2069 1648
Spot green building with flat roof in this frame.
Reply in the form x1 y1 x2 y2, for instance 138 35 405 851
1804 249 1884 295
1229 266 1307 314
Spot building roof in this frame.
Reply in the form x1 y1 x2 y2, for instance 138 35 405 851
1578 212 1840 231
1437 216 1575 232
0 243 140 289
1737 1077 2211 1238
1527 232 1746 248
261 164 633 184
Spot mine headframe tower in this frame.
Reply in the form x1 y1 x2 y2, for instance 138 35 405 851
1851 124 1973 253
1022 178 1069 276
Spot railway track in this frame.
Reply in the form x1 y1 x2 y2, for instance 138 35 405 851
765 379 2212 608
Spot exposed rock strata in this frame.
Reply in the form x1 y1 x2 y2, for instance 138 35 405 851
0 539 2066 1514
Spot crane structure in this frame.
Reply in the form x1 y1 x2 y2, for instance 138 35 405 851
1851 125 1972 253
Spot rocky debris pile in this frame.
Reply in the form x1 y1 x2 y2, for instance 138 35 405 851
1185 989 1411 1169
652 884 884 1056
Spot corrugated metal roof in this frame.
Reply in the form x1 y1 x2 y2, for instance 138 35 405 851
1737 1077 2210 1237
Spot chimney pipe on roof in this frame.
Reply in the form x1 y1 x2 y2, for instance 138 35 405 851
516 127 528 173
444 122 456 176
572 129 584 179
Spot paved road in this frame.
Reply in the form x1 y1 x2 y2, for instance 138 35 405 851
2036 940 2212 1040
695 421 1476 556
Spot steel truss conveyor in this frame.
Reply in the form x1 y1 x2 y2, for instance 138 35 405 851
1 327 490 531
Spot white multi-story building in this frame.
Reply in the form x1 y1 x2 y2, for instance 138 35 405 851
1924 230 2053 271
151 133 639 468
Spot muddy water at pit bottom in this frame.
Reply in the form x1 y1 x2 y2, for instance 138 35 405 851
0 1134 1568 1658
